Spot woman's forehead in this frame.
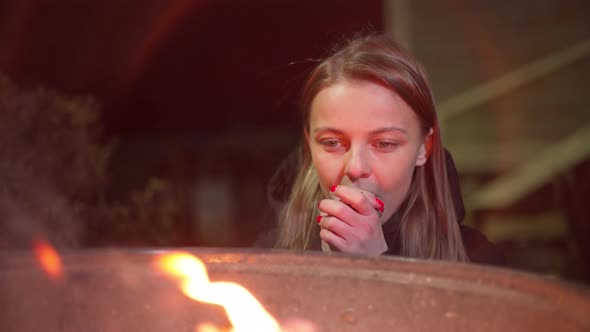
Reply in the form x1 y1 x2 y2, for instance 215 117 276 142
309 81 420 133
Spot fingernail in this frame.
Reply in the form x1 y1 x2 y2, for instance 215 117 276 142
330 185 337 192
379 206 384 213
376 198 384 207
316 216 322 223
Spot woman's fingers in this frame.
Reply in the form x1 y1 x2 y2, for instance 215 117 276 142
323 185 384 219
318 215 385 254
318 198 354 226
331 185 374 216
317 215 352 238
318 215 351 251
319 227 346 251
316 185 387 254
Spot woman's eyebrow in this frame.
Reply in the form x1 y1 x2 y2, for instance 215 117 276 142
313 127 344 134
313 126 407 135
370 127 408 135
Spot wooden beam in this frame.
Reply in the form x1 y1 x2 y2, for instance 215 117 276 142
438 38 590 123
467 123 590 210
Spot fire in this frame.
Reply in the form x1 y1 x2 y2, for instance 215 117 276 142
32 239 63 279
154 252 281 332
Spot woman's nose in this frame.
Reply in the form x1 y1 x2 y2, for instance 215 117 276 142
344 146 371 180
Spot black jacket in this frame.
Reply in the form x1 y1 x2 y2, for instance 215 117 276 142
259 148 506 267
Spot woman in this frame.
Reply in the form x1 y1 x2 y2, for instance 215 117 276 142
265 33 504 265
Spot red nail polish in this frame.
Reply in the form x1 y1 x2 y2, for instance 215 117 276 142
316 216 322 223
376 198 384 207
330 185 337 192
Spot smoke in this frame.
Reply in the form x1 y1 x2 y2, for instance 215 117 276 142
0 164 81 248
0 75 110 249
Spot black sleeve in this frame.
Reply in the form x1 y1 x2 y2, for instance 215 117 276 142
252 228 279 249
460 225 507 267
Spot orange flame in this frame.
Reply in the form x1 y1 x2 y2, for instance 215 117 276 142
32 239 63 279
154 252 281 332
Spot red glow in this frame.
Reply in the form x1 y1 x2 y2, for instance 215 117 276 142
32 239 63 280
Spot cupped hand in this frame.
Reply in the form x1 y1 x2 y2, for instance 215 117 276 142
317 185 387 255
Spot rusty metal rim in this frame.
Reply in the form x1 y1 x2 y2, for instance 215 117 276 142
2 247 590 326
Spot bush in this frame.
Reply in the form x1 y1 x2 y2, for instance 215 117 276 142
0 75 184 248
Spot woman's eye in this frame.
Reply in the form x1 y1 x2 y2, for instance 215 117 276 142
322 139 339 147
374 141 398 151
319 139 344 151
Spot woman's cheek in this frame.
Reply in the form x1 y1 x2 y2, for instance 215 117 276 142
375 158 413 200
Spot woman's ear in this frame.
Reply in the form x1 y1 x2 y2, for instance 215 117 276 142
415 128 433 166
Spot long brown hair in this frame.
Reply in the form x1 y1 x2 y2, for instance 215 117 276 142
276 33 468 261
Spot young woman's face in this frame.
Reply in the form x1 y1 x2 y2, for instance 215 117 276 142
307 80 430 223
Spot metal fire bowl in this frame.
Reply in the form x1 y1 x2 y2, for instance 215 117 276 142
1 248 589 332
